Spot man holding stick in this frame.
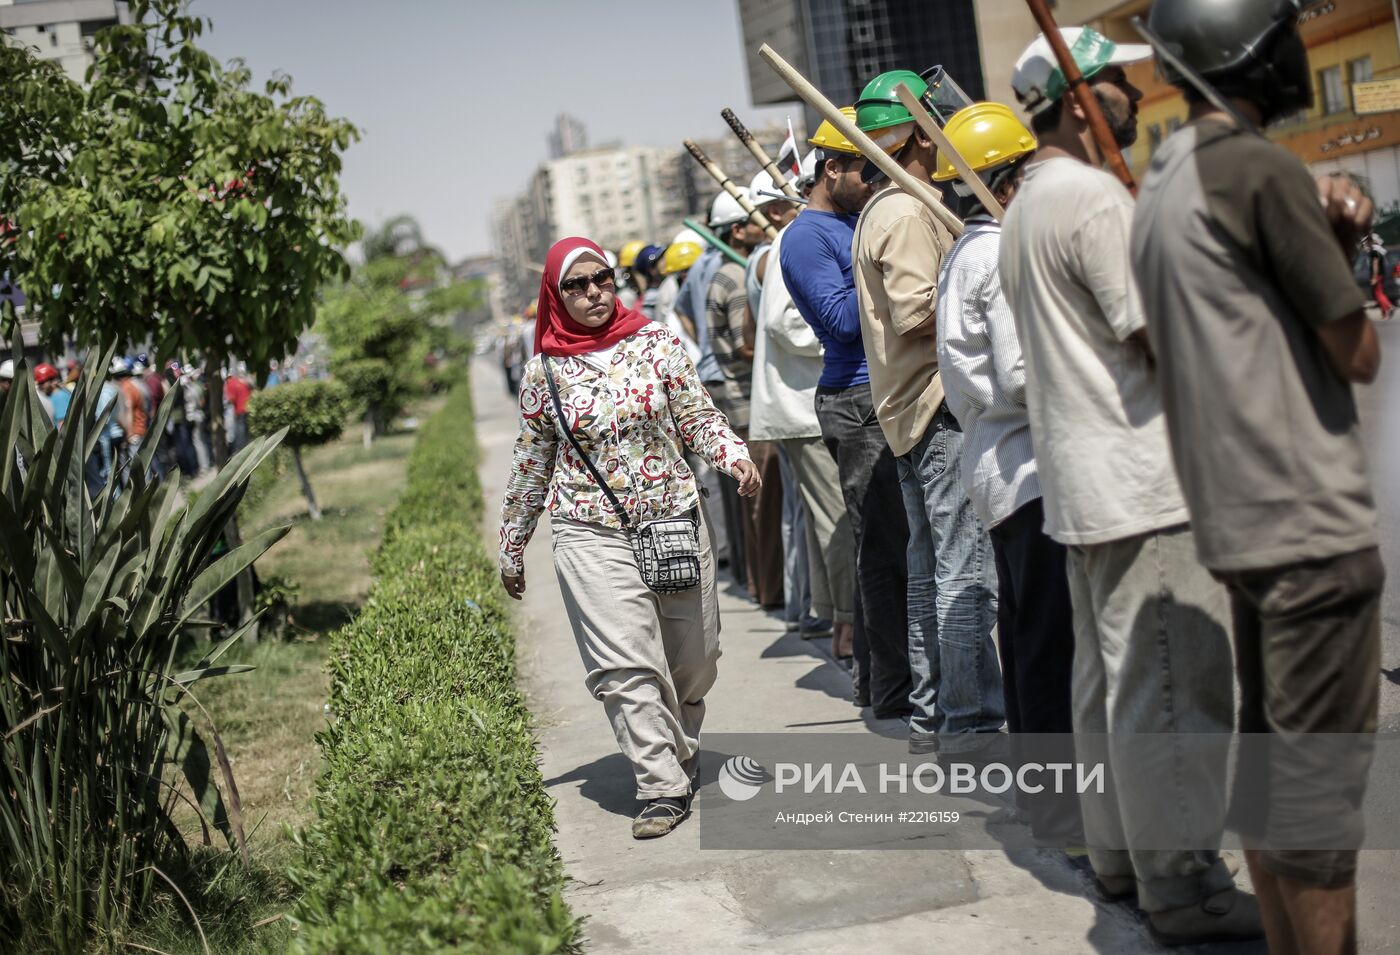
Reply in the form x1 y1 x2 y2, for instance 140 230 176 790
779 112 889 707
851 70 1004 757
1132 2 1383 950
999 27 1261 944
704 188 783 607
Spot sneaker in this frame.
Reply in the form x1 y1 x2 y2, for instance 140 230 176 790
632 795 692 839
800 618 834 639
1148 888 1264 946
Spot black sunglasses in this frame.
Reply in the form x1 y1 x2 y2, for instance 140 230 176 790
560 267 616 295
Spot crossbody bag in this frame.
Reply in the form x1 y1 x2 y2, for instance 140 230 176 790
543 356 701 594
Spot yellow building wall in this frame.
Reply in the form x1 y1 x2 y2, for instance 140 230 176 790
975 0 1400 192
1089 0 1400 176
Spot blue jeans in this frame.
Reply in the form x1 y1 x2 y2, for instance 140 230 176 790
896 404 1004 748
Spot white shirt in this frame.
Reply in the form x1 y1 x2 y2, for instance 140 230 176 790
654 275 701 364
750 226 825 441
998 157 1188 545
935 215 1039 529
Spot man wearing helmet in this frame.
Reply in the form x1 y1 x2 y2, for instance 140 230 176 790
853 70 1006 759
703 188 783 607
33 362 65 425
931 102 1082 847
999 27 1260 944
1132 2 1382 950
780 110 890 709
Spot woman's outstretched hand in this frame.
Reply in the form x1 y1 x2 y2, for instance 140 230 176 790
732 460 762 498
501 570 527 600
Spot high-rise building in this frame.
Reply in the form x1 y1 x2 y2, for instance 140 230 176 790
547 113 589 160
492 145 691 311
737 0 986 133
0 0 130 84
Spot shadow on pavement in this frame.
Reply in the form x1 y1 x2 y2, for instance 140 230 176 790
543 752 637 818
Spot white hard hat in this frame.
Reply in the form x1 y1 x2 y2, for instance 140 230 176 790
708 188 751 229
604 249 619 269
0 359 13 380
671 227 705 246
1012 27 1151 116
749 169 787 208
796 150 819 189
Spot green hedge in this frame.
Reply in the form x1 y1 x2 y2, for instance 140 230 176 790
289 378 579 953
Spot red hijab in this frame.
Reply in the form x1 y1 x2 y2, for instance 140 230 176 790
535 236 650 358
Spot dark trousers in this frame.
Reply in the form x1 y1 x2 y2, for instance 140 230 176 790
815 382 911 719
171 420 199 478
990 497 1082 843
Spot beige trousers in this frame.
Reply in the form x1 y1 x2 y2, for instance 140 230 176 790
551 512 721 799
781 436 856 623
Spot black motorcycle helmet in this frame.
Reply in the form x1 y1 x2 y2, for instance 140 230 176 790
1147 0 1311 123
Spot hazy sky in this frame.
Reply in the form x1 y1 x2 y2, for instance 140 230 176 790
192 0 795 262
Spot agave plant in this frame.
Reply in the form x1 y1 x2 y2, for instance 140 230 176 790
0 335 288 950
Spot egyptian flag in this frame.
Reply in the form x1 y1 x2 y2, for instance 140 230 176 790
776 117 801 180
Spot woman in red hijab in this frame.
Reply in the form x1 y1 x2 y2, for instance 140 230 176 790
499 237 759 839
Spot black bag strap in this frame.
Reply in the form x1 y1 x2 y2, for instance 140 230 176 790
542 356 632 531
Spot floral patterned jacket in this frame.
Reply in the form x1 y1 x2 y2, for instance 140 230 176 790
498 323 750 576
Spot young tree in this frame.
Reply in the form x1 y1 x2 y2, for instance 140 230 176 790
2 0 359 632
316 224 480 437
246 378 351 521
2 0 359 463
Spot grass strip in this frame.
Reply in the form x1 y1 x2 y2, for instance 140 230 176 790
288 377 579 953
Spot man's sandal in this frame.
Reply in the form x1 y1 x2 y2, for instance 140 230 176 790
632 795 691 839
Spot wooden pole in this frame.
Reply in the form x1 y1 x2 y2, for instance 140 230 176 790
756 43 963 237
682 139 779 240
1022 0 1136 193
721 108 803 200
893 83 1006 222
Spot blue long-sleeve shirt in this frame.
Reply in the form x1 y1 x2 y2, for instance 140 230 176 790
779 209 868 388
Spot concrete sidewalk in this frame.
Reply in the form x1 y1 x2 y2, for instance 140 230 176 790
471 359 1264 955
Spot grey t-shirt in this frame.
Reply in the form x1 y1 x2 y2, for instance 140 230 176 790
1131 120 1376 570
999 157 1189 546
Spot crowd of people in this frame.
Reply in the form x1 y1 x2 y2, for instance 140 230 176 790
0 349 304 495
498 3 1384 952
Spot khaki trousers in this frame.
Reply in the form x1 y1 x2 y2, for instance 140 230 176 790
1067 524 1236 912
781 436 856 624
551 513 721 799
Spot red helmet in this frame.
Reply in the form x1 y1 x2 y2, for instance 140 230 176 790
33 363 58 384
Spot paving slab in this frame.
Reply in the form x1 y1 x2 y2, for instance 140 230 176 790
470 358 1267 955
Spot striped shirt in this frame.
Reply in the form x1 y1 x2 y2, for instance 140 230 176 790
704 260 752 429
935 215 1041 529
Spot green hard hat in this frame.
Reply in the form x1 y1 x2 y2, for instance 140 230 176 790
855 70 929 132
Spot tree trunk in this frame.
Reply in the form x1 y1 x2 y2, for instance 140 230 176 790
291 447 321 521
206 347 258 643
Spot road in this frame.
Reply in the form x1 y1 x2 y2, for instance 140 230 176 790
1355 313 1400 952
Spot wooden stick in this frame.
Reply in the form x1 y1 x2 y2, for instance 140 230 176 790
682 139 779 240
1022 0 1136 193
721 108 802 200
756 43 963 237
894 83 1006 222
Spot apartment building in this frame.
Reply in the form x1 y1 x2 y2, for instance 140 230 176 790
0 0 129 84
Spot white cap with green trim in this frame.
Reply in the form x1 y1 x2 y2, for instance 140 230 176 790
1012 26 1151 116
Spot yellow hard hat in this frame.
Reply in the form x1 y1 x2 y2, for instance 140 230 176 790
932 102 1037 183
660 242 703 276
807 107 862 156
618 240 645 268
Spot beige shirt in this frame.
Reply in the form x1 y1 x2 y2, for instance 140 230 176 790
852 185 954 456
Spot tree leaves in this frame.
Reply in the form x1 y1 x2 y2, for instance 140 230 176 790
1 0 361 374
